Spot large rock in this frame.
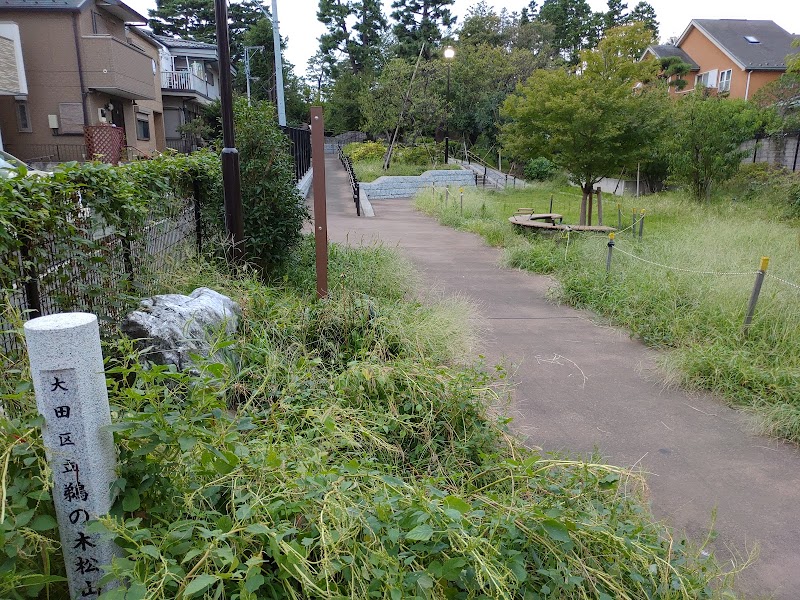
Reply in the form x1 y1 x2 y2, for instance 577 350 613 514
121 287 240 370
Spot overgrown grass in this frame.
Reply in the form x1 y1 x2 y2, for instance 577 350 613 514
0 238 739 598
354 159 461 183
415 182 800 442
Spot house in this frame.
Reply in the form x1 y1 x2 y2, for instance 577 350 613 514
642 19 797 99
148 33 222 153
0 0 166 165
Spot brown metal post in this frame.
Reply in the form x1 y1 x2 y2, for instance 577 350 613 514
310 106 328 299
742 257 769 337
215 0 245 263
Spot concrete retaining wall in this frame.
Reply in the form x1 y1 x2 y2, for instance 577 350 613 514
360 169 475 200
297 167 313 198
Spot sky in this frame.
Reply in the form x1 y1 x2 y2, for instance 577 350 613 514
125 0 800 79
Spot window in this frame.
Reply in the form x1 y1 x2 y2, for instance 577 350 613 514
695 69 718 89
136 116 150 141
205 67 214 86
16 100 31 132
718 69 732 93
744 36 760 44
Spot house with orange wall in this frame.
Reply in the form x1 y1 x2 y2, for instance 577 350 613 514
642 19 797 99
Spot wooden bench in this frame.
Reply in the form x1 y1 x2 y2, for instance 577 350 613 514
509 215 616 233
513 209 563 225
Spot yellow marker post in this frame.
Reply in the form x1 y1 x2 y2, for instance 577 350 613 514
743 256 770 337
606 232 616 273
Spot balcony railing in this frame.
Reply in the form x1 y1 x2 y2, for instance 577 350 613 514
161 70 210 97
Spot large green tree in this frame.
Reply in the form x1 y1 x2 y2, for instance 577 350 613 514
627 1 658 38
391 0 456 59
317 0 388 75
667 91 764 200
501 24 660 224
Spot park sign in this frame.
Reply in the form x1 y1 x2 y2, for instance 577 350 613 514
24 313 118 598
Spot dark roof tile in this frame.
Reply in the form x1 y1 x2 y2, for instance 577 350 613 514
691 19 797 70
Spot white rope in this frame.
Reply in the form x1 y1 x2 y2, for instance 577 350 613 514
613 245 757 276
765 273 800 292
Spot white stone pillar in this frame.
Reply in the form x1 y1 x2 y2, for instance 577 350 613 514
24 313 118 599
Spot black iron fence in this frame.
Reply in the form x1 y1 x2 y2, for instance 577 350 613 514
1 193 199 362
338 147 361 216
281 125 311 182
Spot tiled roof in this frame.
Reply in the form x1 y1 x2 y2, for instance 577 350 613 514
690 19 797 70
152 33 216 51
645 45 700 71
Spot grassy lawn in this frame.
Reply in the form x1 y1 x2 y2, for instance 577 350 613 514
1 239 735 598
415 181 800 442
354 158 462 183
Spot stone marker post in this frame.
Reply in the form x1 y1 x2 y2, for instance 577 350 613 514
24 313 118 599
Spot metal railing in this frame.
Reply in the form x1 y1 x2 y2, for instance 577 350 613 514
282 125 311 182
338 147 361 216
453 143 524 189
161 70 210 96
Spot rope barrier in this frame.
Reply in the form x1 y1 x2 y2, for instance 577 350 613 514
765 273 800 292
612 244 757 277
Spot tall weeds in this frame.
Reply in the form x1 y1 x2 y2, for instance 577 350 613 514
1 241 737 598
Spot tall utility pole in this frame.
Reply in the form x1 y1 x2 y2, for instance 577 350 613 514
214 0 245 262
259 1 286 126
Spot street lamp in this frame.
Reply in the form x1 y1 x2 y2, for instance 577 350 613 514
443 45 455 164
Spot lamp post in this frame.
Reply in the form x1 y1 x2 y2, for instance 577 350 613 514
443 45 455 164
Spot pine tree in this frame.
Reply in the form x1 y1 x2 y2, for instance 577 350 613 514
390 0 456 59
536 0 598 65
148 0 262 60
627 1 658 39
317 0 387 75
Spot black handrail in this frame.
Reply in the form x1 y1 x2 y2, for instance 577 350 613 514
338 146 361 216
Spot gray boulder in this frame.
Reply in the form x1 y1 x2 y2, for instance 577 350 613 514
121 287 240 370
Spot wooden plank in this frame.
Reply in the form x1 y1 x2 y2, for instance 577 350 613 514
509 216 616 233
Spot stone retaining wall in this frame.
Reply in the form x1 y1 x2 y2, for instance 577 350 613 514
360 169 475 200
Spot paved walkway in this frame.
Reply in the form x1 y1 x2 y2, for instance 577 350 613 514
310 155 800 598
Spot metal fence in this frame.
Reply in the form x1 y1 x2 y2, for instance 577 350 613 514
281 125 311 182
1 193 199 362
338 147 361 216
743 131 800 171
4 143 88 164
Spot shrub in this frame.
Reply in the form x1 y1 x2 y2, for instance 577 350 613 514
524 157 558 181
395 144 436 166
342 141 386 162
232 98 309 275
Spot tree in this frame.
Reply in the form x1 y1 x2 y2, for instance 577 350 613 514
604 0 627 31
667 91 763 200
501 25 660 223
502 70 638 223
658 56 692 90
536 0 599 65
391 0 456 59
752 74 800 132
582 22 659 82
325 71 372 133
459 1 506 48
627 1 658 39
148 0 262 60
787 38 800 72
317 0 387 75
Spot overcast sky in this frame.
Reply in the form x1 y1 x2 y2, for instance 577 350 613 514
125 0 799 78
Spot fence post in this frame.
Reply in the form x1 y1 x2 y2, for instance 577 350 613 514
549 195 554 214
596 186 603 226
617 202 622 230
20 237 42 319
355 182 361 217
460 189 463 216
606 233 615 273
632 208 637 239
193 179 203 255
445 187 449 206
742 257 769 337
638 209 645 241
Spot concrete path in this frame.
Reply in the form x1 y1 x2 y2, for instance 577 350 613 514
310 155 800 599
